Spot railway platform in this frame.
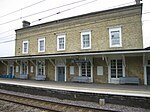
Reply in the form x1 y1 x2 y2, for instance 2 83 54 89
0 79 149 97
0 79 149 109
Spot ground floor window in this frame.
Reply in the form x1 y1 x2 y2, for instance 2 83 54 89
110 59 123 78
21 61 28 75
81 62 91 77
37 60 45 75
7 62 14 75
8 65 13 75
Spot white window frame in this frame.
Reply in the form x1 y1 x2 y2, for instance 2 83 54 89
70 66 75 75
108 57 125 83
36 60 45 76
7 62 14 76
109 27 122 48
38 38 45 52
81 31 91 49
20 61 28 75
80 62 91 77
57 35 66 51
110 59 123 78
22 40 29 54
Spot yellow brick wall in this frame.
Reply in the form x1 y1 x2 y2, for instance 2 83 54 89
28 60 36 80
125 56 144 84
46 60 55 81
0 63 7 75
93 57 108 83
15 5 143 56
66 59 79 81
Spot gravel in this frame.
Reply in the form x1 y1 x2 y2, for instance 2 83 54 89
0 100 49 112
0 89 150 112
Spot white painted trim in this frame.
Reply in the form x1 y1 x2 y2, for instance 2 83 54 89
70 66 75 75
22 40 29 54
108 57 125 84
143 54 147 85
79 64 81 76
38 38 45 53
57 34 66 51
55 66 57 81
55 58 66 81
144 65 147 85
36 59 45 76
108 64 111 83
20 61 28 76
2 50 150 60
78 58 93 82
55 65 66 82
91 64 93 82
143 57 150 85
109 27 122 48
65 66 67 82
81 31 91 49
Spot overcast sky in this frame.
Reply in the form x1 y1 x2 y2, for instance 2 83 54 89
0 0 149 57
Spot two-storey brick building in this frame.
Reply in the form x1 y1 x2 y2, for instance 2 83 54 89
0 3 150 85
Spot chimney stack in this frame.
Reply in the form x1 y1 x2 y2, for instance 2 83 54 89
22 20 30 28
135 0 142 4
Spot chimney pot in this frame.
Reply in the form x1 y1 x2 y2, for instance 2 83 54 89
22 20 30 28
135 0 142 4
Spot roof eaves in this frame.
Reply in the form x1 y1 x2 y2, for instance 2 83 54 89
0 48 149 60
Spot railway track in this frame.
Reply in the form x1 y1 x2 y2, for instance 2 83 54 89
0 90 117 112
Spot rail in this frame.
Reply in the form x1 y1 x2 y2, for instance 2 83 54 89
0 89 118 112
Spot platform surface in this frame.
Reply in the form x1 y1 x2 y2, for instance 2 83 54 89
0 79 150 97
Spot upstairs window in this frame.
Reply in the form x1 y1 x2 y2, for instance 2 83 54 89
81 31 91 49
38 38 45 52
109 27 122 48
22 40 28 54
57 35 65 51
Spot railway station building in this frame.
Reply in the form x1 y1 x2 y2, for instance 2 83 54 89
0 3 150 85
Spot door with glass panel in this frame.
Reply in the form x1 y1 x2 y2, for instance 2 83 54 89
20 61 28 79
110 59 123 83
81 62 91 77
37 61 45 75
22 62 28 75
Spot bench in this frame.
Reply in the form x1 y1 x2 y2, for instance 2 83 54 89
119 77 139 85
20 74 28 79
35 75 46 80
0 74 14 79
72 76 90 83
